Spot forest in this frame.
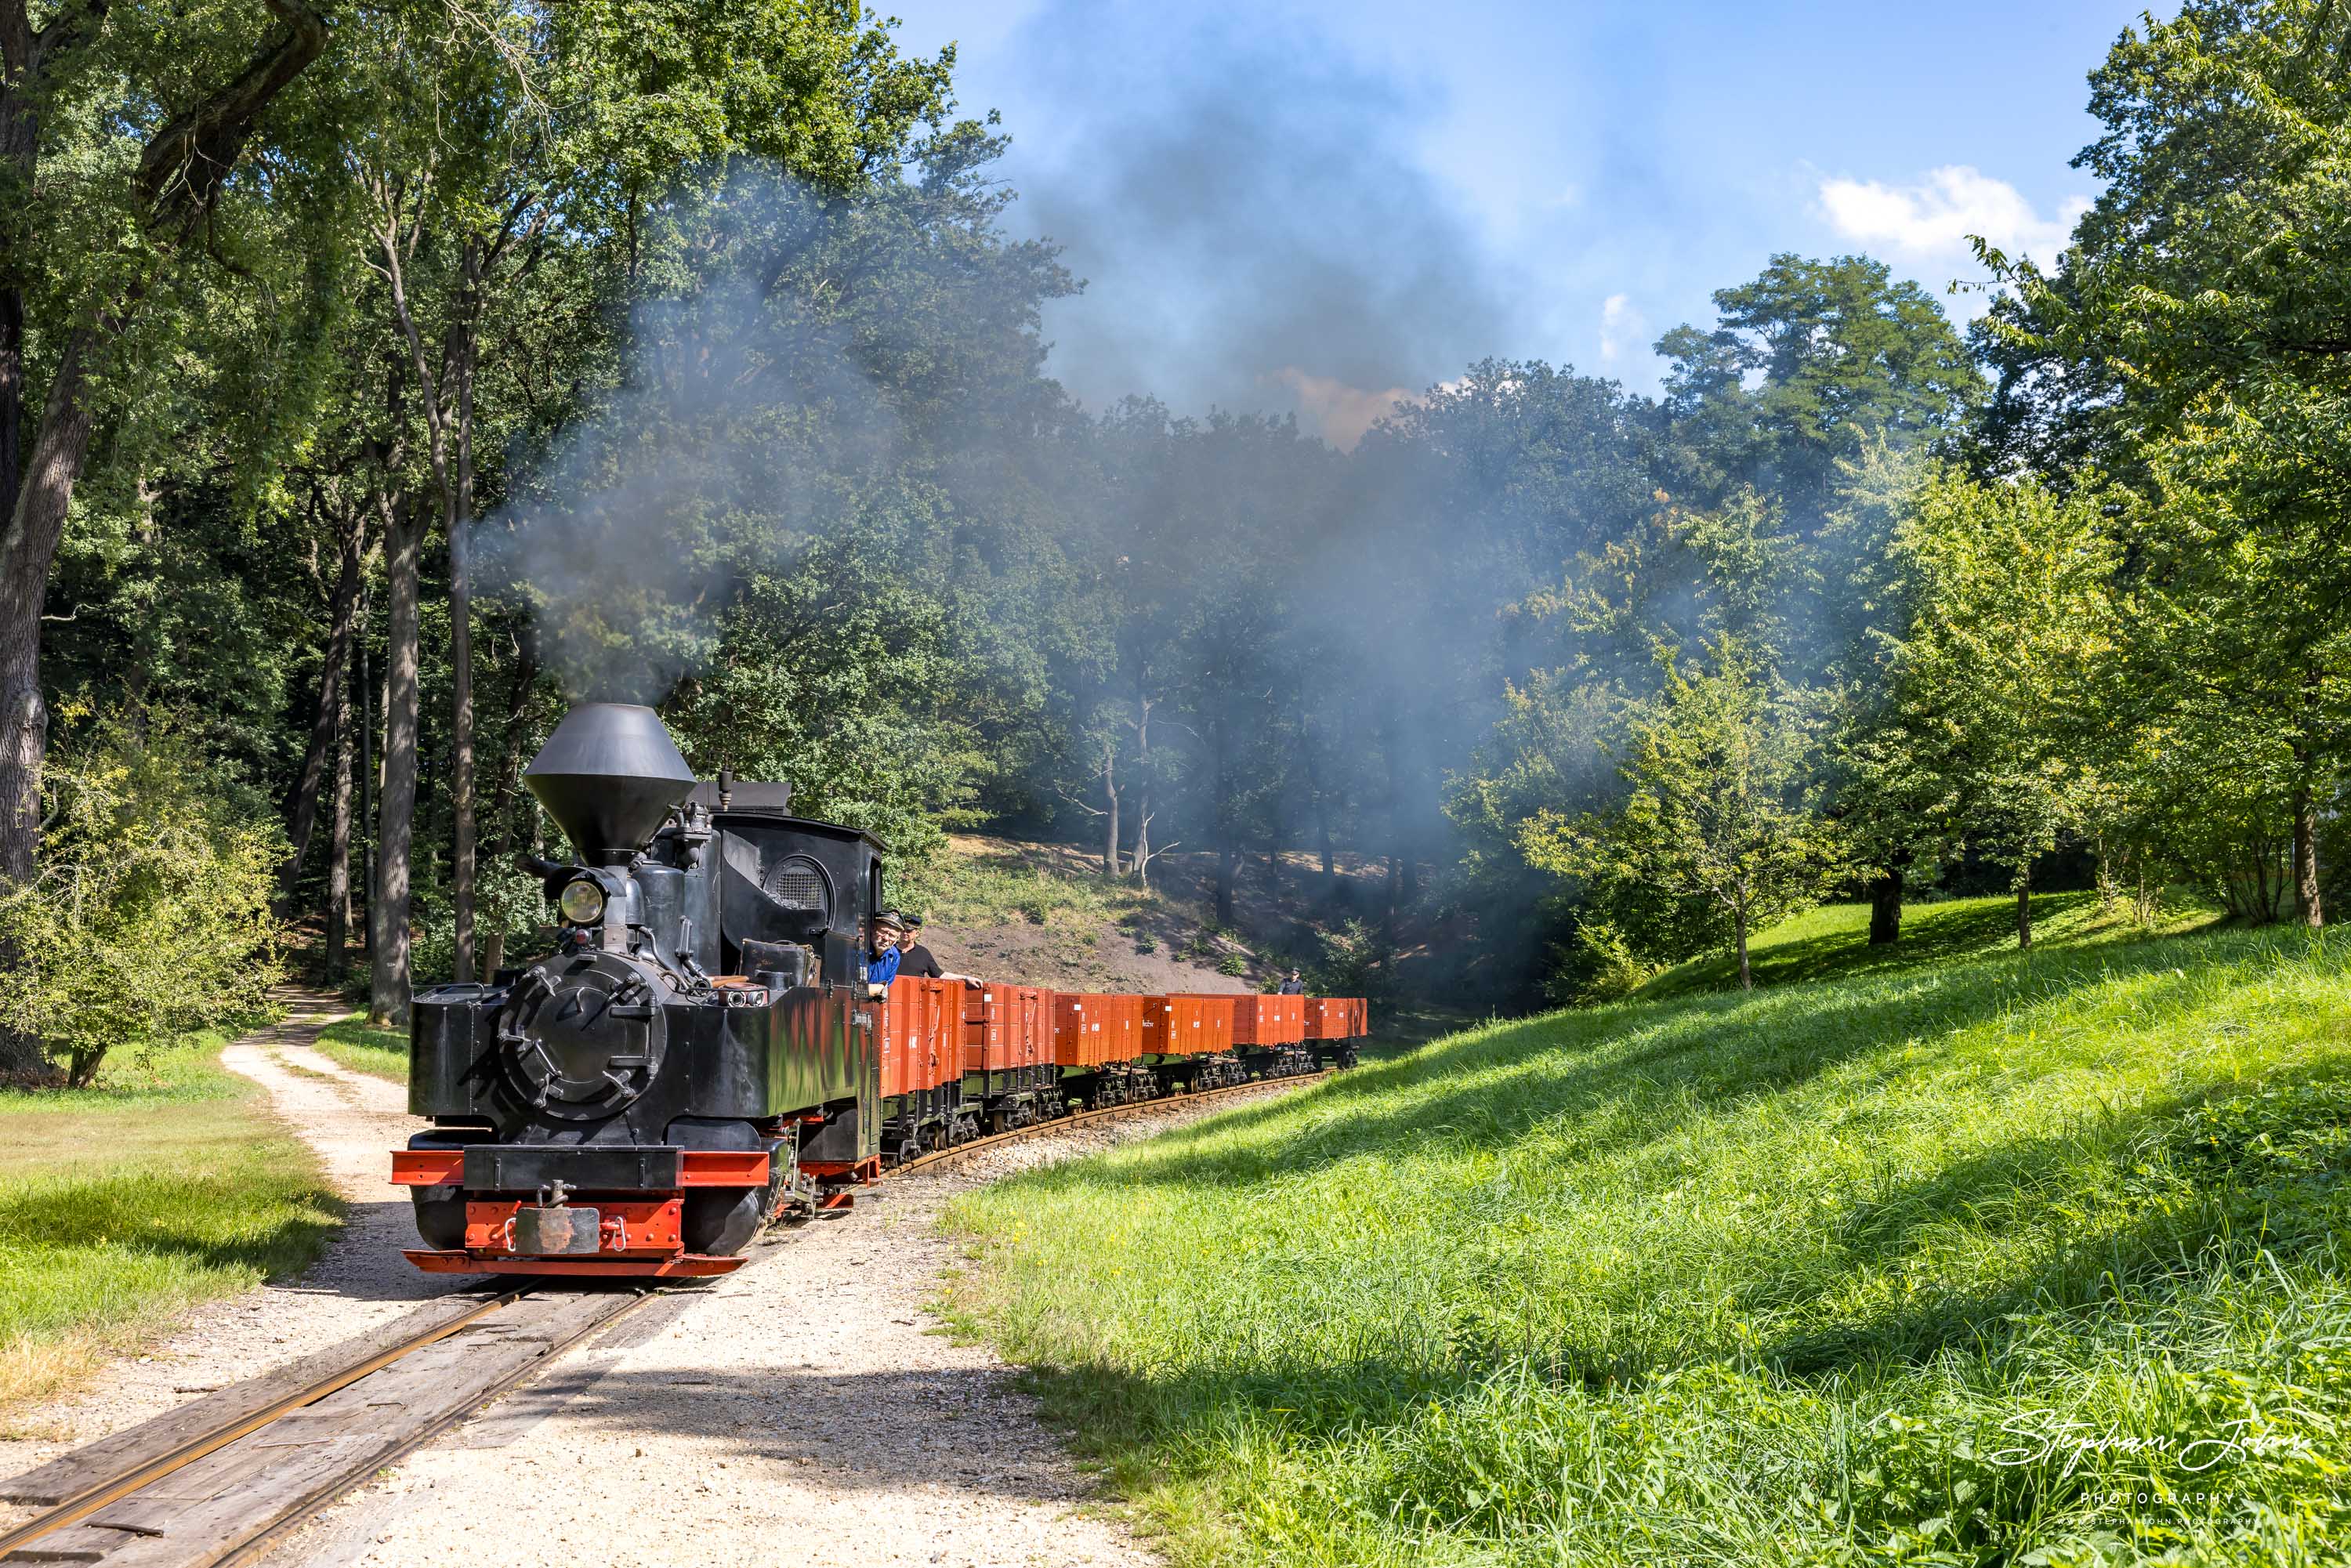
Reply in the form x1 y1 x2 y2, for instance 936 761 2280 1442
4 0 2346 1080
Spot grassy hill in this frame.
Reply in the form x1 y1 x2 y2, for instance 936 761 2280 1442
943 904 2351 1566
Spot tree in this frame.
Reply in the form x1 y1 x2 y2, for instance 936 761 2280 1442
328 0 969 1021
1656 254 1985 532
1977 1 2351 925
1520 639 1844 990
0 720 281 1086
1883 471 2117 949
0 0 329 1067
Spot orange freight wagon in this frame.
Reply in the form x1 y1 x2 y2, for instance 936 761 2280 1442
1304 997 1367 1039
1231 994 1307 1046
963 983 1053 1076
882 977 964 1099
1147 994 1237 1057
1052 993 1142 1067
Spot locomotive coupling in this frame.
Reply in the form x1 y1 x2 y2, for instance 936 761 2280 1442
513 1180 601 1255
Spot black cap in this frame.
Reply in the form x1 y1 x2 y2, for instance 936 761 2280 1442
905 912 925 927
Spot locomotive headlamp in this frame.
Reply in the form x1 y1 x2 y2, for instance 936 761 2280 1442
558 878 607 925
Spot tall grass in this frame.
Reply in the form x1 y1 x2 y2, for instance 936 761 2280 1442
945 922 2351 1565
0 1041 339 1416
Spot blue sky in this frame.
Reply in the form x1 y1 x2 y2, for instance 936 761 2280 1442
889 0 2165 445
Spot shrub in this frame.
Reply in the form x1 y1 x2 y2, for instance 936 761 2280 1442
0 722 284 1086
1563 919 1661 1005
1216 953 1249 977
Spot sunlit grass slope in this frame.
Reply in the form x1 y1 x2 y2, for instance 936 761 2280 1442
1637 889 2225 1000
0 1041 339 1416
946 922 2351 1566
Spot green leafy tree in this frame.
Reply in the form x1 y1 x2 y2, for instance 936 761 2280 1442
0 719 281 1086
1520 639 1844 990
1979 1 2351 924
1656 254 1985 531
1883 471 2117 949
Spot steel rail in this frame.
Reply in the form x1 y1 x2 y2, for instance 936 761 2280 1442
0 1066 1330 1565
0 1288 526 1560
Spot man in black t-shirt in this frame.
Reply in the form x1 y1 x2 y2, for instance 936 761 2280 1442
897 913 967 981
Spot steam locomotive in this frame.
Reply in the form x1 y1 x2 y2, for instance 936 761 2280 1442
389 703 1367 1277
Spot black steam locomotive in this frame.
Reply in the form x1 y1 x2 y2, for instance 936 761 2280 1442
389 702 1366 1277
392 703 891 1276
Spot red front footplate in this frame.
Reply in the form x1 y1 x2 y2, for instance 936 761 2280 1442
403 1249 748 1277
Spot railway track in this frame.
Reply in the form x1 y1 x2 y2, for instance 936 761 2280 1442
0 1070 1328 1568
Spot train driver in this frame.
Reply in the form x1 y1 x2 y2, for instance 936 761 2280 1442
867 911 906 997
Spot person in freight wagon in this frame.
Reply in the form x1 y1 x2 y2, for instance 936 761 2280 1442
866 911 906 997
1279 968 1306 994
897 913 980 984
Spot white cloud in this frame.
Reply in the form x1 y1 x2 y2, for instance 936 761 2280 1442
1816 165 2090 266
1598 293 1646 364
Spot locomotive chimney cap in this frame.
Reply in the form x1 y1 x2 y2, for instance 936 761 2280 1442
524 703 697 864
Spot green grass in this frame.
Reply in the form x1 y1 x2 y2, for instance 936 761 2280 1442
0 1037 341 1414
945 918 2351 1566
1636 890 2226 1000
907 841 1161 934
313 1014 409 1082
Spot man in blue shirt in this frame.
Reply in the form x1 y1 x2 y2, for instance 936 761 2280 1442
866 911 907 997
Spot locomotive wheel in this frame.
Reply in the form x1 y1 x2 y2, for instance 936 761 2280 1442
683 1185 766 1255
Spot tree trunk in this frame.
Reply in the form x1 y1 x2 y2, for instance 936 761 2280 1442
1867 860 1905 945
448 250 480 984
2016 871 2032 951
477 617 539 860
1128 695 1153 886
0 328 95 891
370 493 422 1027
1210 715 1235 927
1735 906 1751 990
276 506 364 911
1101 736 1120 878
450 510 475 982
357 584 375 955
0 330 96 1074
324 676 353 978
2291 762 2322 930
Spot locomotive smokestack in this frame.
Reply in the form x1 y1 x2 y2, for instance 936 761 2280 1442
523 703 697 865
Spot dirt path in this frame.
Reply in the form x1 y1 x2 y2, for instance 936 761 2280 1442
0 994 449 1493
274 1087 1310 1568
